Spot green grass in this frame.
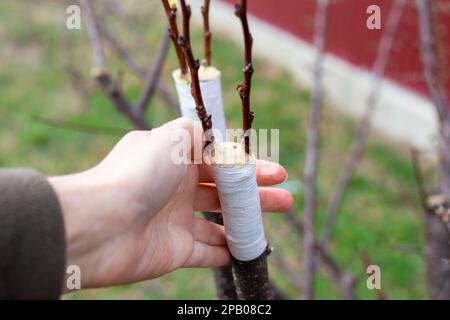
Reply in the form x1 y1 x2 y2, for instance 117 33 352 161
0 0 427 299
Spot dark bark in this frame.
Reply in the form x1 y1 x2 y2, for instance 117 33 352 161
161 0 188 74
235 0 254 155
231 248 273 300
424 211 450 299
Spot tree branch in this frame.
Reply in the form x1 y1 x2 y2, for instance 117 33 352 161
285 210 356 299
136 31 171 113
96 21 179 114
161 0 188 74
235 0 254 155
302 0 329 300
179 0 192 46
178 1 215 146
322 0 406 244
80 0 151 130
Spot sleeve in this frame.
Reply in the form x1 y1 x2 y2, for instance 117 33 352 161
0 169 66 299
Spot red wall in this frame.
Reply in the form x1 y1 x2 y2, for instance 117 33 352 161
224 0 450 100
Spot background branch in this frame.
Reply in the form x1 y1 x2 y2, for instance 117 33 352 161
80 0 151 130
322 0 406 244
302 0 329 300
201 0 212 66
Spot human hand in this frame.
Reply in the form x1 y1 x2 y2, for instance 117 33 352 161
48 118 293 290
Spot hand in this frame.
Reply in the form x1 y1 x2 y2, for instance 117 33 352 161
48 118 293 290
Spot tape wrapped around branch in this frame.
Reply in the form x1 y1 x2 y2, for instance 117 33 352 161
172 67 227 142
212 142 268 261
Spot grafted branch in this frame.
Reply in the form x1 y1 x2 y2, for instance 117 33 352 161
178 1 214 146
180 0 192 45
235 0 254 155
162 0 188 74
201 0 212 66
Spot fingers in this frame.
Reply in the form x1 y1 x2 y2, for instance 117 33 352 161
199 160 287 186
183 242 230 268
194 184 294 213
193 218 227 246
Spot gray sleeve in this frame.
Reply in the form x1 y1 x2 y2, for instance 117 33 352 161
0 169 66 299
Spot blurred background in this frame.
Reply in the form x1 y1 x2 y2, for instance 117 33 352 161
1 0 449 299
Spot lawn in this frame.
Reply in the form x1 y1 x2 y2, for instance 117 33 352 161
0 0 427 299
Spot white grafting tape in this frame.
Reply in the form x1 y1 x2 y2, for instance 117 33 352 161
172 67 227 142
212 142 267 261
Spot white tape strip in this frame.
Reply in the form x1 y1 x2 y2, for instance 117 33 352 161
172 68 227 142
212 142 267 261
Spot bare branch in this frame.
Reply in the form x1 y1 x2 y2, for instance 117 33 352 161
161 0 188 74
415 2 450 299
235 0 254 155
285 210 356 299
136 32 171 113
302 0 329 300
178 2 215 146
95 21 179 114
79 0 105 68
33 116 128 136
323 0 406 244
316 244 356 300
272 250 303 293
179 0 192 45
80 0 150 130
97 22 146 77
201 0 212 66
416 0 449 121
92 69 151 130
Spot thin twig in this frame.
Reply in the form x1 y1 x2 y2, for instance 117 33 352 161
97 23 145 77
178 1 215 146
96 20 179 114
136 31 171 113
161 0 188 74
415 2 450 300
302 0 329 300
272 250 303 293
235 0 254 155
180 0 192 45
34 116 128 136
80 0 150 130
316 244 356 300
201 0 212 66
285 210 356 299
322 0 406 244
80 0 105 69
